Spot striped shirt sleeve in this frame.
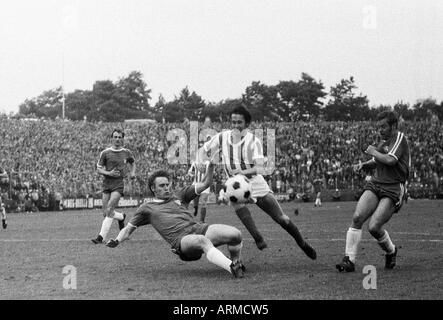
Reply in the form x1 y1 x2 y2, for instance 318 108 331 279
388 132 405 161
203 132 221 152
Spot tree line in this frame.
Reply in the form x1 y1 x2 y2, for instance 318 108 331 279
16 70 443 122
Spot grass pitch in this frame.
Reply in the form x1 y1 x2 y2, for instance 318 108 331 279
0 199 441 300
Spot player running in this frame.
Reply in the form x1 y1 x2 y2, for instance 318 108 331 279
1 203 6 229
336 111 410 272
0 167 8 229
106 161 245 278
91 128 136 244
197 105 317 260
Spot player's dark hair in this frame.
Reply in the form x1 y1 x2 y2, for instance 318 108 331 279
377 110 398 127
230 104 252 126
148 170 170 193
111 128 125 138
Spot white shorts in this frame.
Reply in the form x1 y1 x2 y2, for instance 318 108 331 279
200 187 210 194
249 174 272 199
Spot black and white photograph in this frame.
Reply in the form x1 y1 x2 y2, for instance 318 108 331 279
0 0 442 307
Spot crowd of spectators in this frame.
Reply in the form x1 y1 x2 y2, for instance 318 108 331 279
0 116 441 211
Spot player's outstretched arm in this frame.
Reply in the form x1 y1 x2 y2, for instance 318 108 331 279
106 224 137 247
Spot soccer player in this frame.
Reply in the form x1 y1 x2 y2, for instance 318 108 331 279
197 105 317 260
0 167 8 229
313 178 323 207
336 111 410 272
106 162 245 278
1 203 6 229
91 129 136 244
188 158 211 222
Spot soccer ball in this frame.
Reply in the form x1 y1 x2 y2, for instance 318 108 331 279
224 175 252 203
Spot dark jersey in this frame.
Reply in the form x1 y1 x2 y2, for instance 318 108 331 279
372 132 410 184
97 147 135 190
129 185 201 249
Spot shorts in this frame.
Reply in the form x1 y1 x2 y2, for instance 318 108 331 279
363 180 406 213
103 179 124 196
103 186 124 196
250 174 272 199
200 187 210 194
171 223 210 261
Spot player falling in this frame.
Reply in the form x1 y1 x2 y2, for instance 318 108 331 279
336 111 410 272
106 161 245 278
91 128 136 244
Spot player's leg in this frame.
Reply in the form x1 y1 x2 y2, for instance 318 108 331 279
198 193 209 222
92 192 111 243
94 191 122 243
1 208 6 229
107 190 126 228
367 197 397 269
256 193 317 259
205 224 243 264
232 202 267 250
180 234 240 276
336 190 378 272
193 195 200 217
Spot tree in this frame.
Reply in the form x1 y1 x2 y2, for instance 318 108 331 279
18 87 63 119
114 71 152 112
177 87 206 121
323 77 370 121
65 90 94 121
242 81 281 121
276 73 326 121
411 98 440 121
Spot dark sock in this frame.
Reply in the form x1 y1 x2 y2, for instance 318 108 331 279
194 206 198 217
235 207 264 243
257 196 306 248
281 221 306 248
200 207 207 222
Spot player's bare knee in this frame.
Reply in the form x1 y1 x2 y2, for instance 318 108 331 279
278 214 290 226
104 208 113 218
368 223 383 238
352 214 365 228
195 235 211 248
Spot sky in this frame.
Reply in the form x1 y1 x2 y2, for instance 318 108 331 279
0 0 442 114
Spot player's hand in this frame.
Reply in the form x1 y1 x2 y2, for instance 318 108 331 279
129 174 136 180
364 145 377 156
352 163 364 174
108 169 121 178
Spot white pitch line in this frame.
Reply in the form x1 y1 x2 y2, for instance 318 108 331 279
0 238 442 243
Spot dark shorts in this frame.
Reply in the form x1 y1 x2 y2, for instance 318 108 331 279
103 179 124 196
363 180 406 213
172 223 210 261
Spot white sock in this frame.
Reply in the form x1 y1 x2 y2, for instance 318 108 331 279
377 230 395 254
113 211 124 221
345 227 362 263
116 225 135 243
99 217 114 239
206 247 232 273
